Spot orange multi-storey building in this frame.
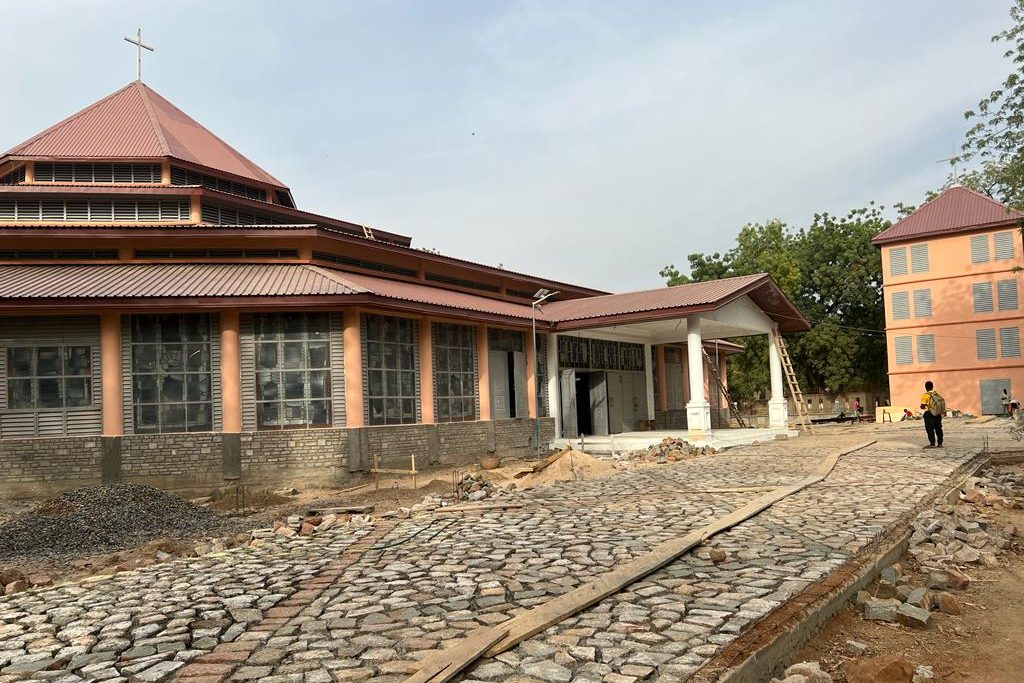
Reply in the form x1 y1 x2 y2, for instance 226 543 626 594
874 186 1023 416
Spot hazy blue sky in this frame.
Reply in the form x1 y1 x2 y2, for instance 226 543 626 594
0 1 1012 291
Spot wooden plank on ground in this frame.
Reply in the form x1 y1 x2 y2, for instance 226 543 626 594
307 505 374 516
433 502 525 514
401 439 876 683
403 626 507 683
514 448 569 478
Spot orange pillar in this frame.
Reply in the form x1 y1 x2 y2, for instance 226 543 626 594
477 323 491 420
344 309 365 427
189 194 201 223
656 345 668 411
419 318 434 424
526 329 538 418
23 161 34 184
100 313 123 436
220 311 242 433
161 160 171 184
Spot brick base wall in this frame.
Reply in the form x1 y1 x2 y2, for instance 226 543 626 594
0 417 557 499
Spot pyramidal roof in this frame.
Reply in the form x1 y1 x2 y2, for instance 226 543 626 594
2 81 285 188
873 185 1023 245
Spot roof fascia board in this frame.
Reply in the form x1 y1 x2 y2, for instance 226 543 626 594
871 217 1023 246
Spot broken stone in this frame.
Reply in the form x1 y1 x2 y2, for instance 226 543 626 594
782 661 833 682
912 665 936 682
843 654 915 683
934 592 961 615
0 567 26 586
4 579 30 595
709 548 728 563
28 574 53 588
845 640 870 656
863 598 901 622
299 522 316 536
896 603 930 628
274 526 297 538
905 587 931 610
879 565 901 583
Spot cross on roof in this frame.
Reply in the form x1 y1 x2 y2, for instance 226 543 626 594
123 28 154 82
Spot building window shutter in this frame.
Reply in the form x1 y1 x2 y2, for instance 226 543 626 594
913 289 932 318
891 291 910 320
910 244 929 273
894 336 913 365
1000 327 1021 358
976 328 997 360
916 334 935 363
889 247 907 276
993 231 1015 260
973 282 994 313
970 235 990 263
998 279 1019 311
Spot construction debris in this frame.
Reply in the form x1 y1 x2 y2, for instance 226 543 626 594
770 660 833 683
620 437 717 465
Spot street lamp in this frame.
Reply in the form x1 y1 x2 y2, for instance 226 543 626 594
532 288 559 458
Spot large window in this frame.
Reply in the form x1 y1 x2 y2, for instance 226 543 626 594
364 314 418 425
131 314 213 433
433 323 477 422
6 346 91 410
255 313 332 429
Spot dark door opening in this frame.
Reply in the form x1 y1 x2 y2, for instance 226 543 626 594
575 374 593 436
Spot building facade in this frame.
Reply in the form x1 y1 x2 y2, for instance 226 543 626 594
874 186 1023 415
0 81 808 496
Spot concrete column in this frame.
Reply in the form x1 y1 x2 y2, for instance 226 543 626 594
343 309 364 427
220 311 242 433
476 323 491 420
23 161 34 184
546 333 561 438
685 317 712 435
656 345 667 411
643 343 655 421
768 326 789 430
526 329 538 419
160 160 171 184
418 318 434 424
189 194 201 223
100 313 123 436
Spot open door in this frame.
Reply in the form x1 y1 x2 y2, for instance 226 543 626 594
589 372 609 436
981 379 1010 415
560 369 578 438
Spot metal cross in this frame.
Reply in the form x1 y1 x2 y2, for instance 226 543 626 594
123 28 154 81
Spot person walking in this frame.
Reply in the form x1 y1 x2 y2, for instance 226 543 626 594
1002 388 1012 417
920 381 945 448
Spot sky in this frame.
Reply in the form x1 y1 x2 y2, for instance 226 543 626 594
0 1 1014 292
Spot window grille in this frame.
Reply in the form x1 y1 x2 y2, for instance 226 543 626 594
433 323 477 422
0 166 25 185
6 346 92 410
363 314 418 425
200 202 283 226
170 166 267 201
426 272 501 293
0 199 188 222
254 313 332 429
34 163 161 184
0 250 117 260
313 251 417 277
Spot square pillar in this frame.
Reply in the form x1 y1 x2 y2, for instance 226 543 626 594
419 318 435 424
656 345 668 412
220 311 242 433
546 333 561 438
526 327 538 419
100 312 123 436
768 326 789 430
686 317 712 436
343 309 365 427
476 323 491 420
643 343 655 421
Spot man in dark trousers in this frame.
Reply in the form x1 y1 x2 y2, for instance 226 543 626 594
920 380 944 448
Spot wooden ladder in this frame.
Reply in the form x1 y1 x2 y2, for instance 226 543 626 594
701 347 748 428
770 328 813 433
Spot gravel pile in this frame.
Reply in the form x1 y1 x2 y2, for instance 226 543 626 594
0 483 223 560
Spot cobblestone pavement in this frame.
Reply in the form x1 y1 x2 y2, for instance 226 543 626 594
0 421 1010 683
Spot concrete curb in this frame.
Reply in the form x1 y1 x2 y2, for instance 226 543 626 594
691 452 990 683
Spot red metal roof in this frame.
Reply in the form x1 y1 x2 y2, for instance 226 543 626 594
872 186 1024 245
2 82 285 188
0 264 361 298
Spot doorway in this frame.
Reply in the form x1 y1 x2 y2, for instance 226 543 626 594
980 379 1010 415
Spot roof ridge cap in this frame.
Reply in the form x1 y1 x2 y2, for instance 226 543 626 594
136 82 172 156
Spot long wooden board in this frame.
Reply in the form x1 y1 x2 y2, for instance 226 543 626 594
403 626 507 683
402 439 875 683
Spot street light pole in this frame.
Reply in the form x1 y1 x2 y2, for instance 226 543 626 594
532 289 559 458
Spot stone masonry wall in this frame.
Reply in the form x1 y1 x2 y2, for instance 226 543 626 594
0 435 103 497
241 429 348 484
121 432 224 489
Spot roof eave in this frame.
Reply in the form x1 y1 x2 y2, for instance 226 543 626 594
871 217 1023 246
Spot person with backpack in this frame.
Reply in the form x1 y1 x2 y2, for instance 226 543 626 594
919 380 945 448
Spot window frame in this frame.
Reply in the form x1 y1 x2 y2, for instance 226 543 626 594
432 322 478 423
254 313 333 430
976 328 997 361
5 345 93 411
889 247 908 276
894 336 913 365
363 314 418 426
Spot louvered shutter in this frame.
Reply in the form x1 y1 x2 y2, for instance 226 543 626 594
970 235 990 263
976 329 997 360
889 247 908 276
998 280 1019 311
910 244 929 273
1000 327 1021 358
913 289 932 318
239 314 257 432
891 291 910 320
894 336 913 365
993 231 1016 260
973 282 994 313
329 312 345 427
916 334 935 363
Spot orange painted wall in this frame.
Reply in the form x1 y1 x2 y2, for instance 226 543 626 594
882 226 1023 414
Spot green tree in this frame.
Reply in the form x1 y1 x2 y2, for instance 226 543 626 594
957 0 1024 207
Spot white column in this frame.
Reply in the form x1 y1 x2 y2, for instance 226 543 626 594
546 333 561 438
768 326 789 430
643 343 656 422
686 316 712 435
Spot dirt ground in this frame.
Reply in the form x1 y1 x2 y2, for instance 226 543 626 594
792 506 1024 682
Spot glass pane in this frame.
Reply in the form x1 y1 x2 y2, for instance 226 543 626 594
186 374 210 402
134 375 158 403
283 342 304 369
309 370 329 398
366 341 383 368
65 346 91 375
37 347 60 376
308 342 329 368
8 379 32 409
386 371 399 396
160 374 184 402
283 401 306 424
400 371 415 396
186 403 211 432
401 399 416 421
160 345 184 372
38 378 61 408
307 313 329 339
283 372 305 400
449 350 461 373
437 377 449 397
258 343 279 370
255 314 278 340
461 350 473 371
257 371 278 401
463 398 476 420
437 399 450 420
309 400 330 426
258 401 280 427
437 351 449 372
383 344 397 370
133 316 158 342
283 313 304 339
399 346 414 370
135 404 159 433
7 348 32 377
134 344 158 372
159 315 181 342
368 370 384 396
185 344 209 371
183 315 208 342
161 403 186 431
368 398 385 424
386 398 401 421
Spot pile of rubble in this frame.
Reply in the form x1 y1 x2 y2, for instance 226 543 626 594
250 512 350 543
621 437 716 465
456 473 510 502
0 567 52 596
856 562 967 629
